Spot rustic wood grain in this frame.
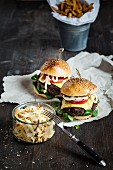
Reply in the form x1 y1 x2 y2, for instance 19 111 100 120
0 1 113 170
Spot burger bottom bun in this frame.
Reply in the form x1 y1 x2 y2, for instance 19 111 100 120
33 85 47 99
74 114 92 120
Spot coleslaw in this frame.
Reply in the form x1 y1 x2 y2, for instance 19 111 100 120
12 102 55 143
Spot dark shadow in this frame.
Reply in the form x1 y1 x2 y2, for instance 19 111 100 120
98 58 113 74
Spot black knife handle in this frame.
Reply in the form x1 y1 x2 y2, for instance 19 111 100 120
76 140 106 167
59 127 106 167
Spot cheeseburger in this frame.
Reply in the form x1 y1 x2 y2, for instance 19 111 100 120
61 77 99 120
31 58 72 99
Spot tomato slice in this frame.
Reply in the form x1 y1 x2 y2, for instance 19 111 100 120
40 73 66 83
69 99 88 104
40 73 47 80
50 77 66 83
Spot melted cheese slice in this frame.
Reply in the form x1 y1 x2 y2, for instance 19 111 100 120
61 94 97 110
52 78 68 88
51 82 63 88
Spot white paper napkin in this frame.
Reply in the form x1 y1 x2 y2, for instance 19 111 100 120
0 70 59 104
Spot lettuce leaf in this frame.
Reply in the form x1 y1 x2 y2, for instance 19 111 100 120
52 101 62 116
37 84 54 99
31 74 39 81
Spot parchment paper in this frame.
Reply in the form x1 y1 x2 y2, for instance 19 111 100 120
0 52 113 127
47 0 100 26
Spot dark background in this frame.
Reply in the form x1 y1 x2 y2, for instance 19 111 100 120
0 0 113 170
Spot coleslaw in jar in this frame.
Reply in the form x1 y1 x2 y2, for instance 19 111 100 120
12 102 55 143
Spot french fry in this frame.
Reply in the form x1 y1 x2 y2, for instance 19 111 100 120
87 3 94 11
65 8 70 14
77 1 82 11
82 4 88 12
72 0 77 11
60 2 65 11
52 6 67 16
77 12 83 18
67 5 71 9
68 12 72 17
76 8 82 14
66 0 73 6
72 10 77 17
66 2 74 6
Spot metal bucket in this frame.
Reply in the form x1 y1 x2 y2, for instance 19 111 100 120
57 20 91 52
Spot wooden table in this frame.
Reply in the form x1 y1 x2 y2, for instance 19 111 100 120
0 1 113 170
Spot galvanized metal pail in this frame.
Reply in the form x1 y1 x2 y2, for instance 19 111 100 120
57 20 91 52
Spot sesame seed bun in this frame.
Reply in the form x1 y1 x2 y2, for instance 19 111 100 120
61 78 97 97
40 58 72 77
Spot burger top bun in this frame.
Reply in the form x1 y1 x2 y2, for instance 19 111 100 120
61 78 97 97
40 58 72 77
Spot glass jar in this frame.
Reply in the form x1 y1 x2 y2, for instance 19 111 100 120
12 102 55 143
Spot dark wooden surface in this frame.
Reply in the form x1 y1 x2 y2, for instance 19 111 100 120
0 0 113 170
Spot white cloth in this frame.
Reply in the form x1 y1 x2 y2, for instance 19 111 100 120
0 52 113 127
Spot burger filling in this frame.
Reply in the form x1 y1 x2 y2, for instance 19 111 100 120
62 103 98 117
37 81 60 95
31 73 69 99
61 94 99 120
52 94 99 122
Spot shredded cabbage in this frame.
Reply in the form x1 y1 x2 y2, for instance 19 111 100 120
13 105 55 143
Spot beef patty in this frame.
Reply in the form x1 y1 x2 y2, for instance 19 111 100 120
62 103 98 116
37 80 60 96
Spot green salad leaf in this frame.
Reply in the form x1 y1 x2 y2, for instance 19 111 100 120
68 114 74 121
46 93 54 99
37 84 44 93
31 74 39 81
52 102 74 122
93 109 98 117
97 99 100 104
63 113 74 122
84 109 92 116
83 108 98 117
52 101 62 116
75 125 80 130
37 84 54 99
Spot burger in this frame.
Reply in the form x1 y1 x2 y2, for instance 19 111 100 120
61 77 99 120
31 58 72 99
